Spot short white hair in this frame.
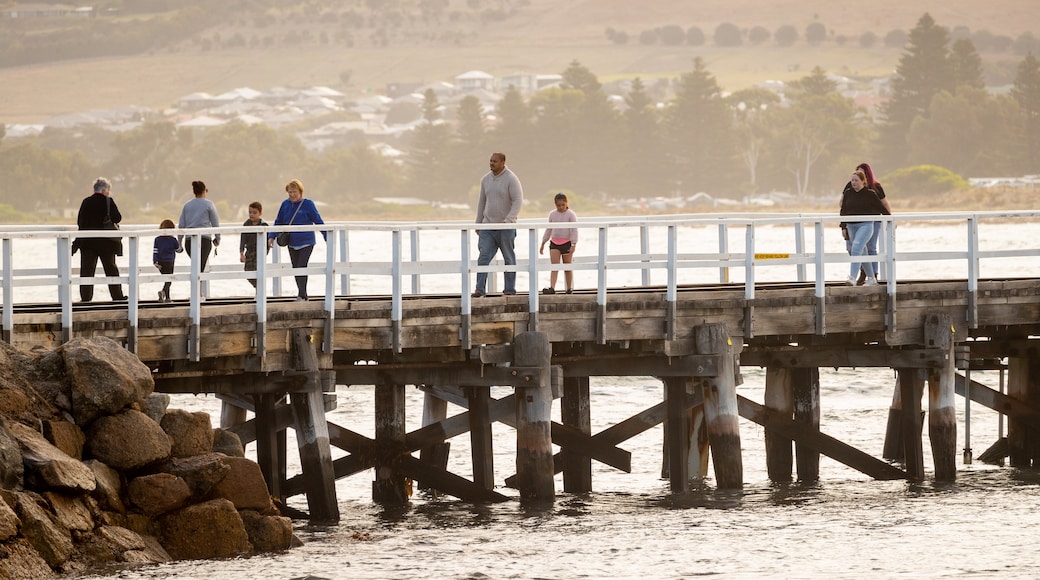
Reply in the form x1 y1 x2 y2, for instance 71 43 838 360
93 177 111 193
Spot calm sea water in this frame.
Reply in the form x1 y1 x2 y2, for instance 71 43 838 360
16 217 1039 579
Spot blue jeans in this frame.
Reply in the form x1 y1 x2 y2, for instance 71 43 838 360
846 222 876 279
845 221 882 279
475 229 516 293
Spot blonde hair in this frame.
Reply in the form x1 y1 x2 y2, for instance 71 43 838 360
285 179 304 195
853 170 867 184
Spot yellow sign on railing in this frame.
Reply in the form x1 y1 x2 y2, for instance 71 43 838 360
754 253 790 260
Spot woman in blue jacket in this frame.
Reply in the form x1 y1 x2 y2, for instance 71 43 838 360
268 179 326 301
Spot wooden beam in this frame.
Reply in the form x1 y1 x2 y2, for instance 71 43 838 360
736 395 905 480
335 364 548 388
740 346 948 368
560 354 719 378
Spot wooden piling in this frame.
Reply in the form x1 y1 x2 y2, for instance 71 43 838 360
664 377 691 491
925 314 957 481
696 323 742 489
253 393 286 499
882 375 904 461
764 367 794 482
468 386 495 490
1007 356 1040 467
373 382 407 503
288 329 339 522
792 367 820 482
561 375 592 493
513 331 555 501
418 391 450 492
898 368 925 481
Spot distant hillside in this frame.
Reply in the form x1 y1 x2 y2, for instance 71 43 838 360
0 0 1035 122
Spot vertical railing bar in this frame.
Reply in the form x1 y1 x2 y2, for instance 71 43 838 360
127 235 139 353
323 227 336 353
814 221 826 335
391 229 402 353
460 229 472 351
188 232 201 362
794 220 806 282
339 227 350 296
528 228 539 330
596 227 608 344
410 229 421 295
966 217 979 329
640 224 651 287
2 238 13 343
744 223 755 300
718 223 729 284
255 230 268 364
57 237 72 343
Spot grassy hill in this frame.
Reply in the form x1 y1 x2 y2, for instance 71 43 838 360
0 0 1035 123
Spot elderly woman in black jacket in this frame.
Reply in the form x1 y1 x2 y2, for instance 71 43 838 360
74 177 125 302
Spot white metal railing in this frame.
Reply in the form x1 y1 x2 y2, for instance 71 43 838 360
1 211 1039 359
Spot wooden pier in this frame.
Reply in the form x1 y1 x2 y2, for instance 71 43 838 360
3 213 1040 521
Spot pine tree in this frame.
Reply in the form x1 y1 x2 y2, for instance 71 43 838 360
950 38 985 89
666 57 738 195
1011 53 1040 173
878 13 956 169
618 77 668 197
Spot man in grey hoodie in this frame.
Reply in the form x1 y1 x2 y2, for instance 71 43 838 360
473 152 524 297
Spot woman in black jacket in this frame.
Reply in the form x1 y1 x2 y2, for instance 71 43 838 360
839 170 890 287
74 177 125 302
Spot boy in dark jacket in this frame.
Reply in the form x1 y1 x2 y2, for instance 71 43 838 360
240 201 269 288
153 219 179 302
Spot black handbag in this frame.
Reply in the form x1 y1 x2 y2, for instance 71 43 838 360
101 197 119 230
276 201 303 247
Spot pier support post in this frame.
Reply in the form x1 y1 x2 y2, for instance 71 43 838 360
1007 356 1040 467
289 329 339 522
373 382 408 504
793 367 820 482
468 386 495 490
925 314 957 481
696 323 743 489
254 393 287 499
418 391 450 492
882 375 905 461
664 377 691 491
764 367 794 482
561 375 592 493
897 368 926 481
514 331 555 502
219 400 248 430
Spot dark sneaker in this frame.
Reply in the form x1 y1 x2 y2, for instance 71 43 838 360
502 289 516 296
542 287 555 295
471 290 484 298
565 288 573 294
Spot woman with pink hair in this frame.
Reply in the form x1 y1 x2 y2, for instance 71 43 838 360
841 163 892 284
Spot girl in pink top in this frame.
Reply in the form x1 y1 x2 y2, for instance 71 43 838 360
539 192 578 294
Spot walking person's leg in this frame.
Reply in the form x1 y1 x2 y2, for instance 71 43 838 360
290 244 314 299
160 262 173 301
79 247 98 302
847 222 874 283
99 251 125 300
499 229 517 293
548 246 561 291
474 230 496 295
561 244 574 292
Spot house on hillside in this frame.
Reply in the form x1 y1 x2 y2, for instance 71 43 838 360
1 4 93 18
455 71 495 92
499 73 562 95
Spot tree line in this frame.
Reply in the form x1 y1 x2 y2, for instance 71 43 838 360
1 13 1038 223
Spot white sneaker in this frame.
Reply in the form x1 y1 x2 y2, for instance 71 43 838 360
864 277 878 286
846 276 857 286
